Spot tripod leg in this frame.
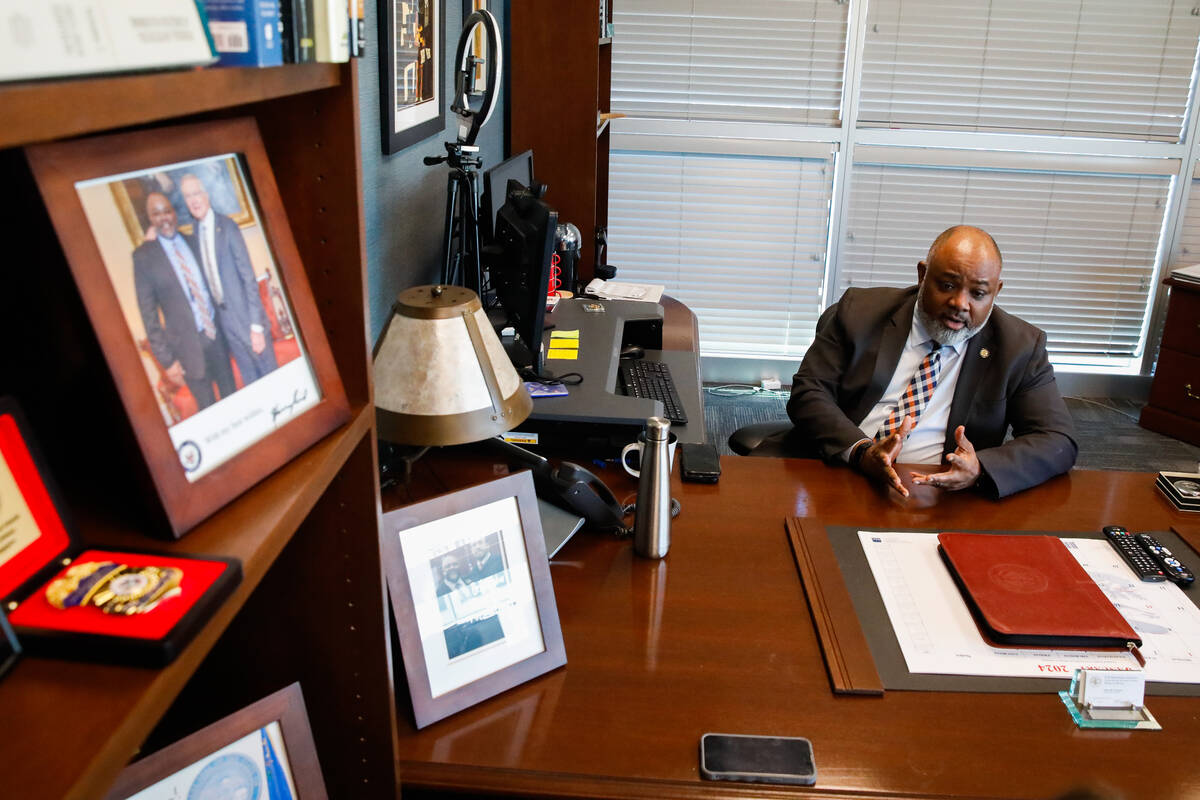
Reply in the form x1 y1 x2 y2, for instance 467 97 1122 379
463 169 483 295
440 173 460 285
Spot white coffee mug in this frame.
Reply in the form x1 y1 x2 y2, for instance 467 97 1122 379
621 431 678 477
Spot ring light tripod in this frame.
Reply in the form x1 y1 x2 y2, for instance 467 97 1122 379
424 9 502 293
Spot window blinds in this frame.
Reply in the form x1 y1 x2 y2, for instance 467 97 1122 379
859 0 1200 141
839 161 1169 358
611 0 848 125
608 150 835 357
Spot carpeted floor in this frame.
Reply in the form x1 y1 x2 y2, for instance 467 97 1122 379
703 388 1200 473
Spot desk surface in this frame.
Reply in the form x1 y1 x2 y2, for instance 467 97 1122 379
390 457 1200 799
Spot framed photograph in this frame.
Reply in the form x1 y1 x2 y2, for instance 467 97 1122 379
26 118 350 537
382 471 566 729
380 0 446 154
103 683 327 800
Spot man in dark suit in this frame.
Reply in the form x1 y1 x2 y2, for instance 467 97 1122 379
788 225 1077 499
134 192 236 412
180 173 278 386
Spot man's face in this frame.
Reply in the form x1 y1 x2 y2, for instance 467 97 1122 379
180 176 211 220
471 541 488 560
146 193 178 239
915 235 1002 346
441 556 461 581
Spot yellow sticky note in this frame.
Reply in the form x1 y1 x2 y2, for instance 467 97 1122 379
550 330 580 340
547 349 578 360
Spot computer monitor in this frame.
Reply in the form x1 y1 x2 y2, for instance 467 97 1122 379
481 150 535 242
491 180 557 376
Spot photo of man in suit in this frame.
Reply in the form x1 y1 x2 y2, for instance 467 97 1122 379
788 225 1077 499
180 173 278 387
133 192 236 412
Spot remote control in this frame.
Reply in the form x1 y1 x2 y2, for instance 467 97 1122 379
1135 533 1196 586
1103 526 1167 581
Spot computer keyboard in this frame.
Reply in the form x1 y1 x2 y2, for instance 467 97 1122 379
619 359 689 425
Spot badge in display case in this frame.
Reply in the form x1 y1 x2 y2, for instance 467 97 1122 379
0 397 241 666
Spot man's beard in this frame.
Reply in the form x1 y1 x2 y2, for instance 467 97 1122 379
915 283 992 346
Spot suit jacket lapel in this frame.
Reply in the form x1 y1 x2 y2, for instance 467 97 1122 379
945 322 994 453
852 295 915 422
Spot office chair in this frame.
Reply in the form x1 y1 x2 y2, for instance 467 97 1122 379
728 420 810 458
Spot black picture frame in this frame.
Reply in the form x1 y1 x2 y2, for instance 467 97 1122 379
380 0 447 154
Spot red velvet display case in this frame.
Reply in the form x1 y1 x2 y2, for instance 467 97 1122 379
0 398 240 666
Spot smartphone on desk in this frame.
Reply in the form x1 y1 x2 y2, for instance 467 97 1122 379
700 733 816 786
680 442 721 483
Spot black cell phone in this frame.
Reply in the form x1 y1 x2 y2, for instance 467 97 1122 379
699 733 816 786
680 442 721 483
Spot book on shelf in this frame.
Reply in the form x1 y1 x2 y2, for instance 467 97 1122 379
201 0 284 67
0 0 216 82
314 0 350 62
348 0 365 58
281 0 317 62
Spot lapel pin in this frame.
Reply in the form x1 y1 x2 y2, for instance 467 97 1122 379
980 348 990 359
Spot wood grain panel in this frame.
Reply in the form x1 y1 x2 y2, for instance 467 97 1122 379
0 64 340 149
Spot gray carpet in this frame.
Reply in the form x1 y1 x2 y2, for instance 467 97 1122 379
703 388 1200 473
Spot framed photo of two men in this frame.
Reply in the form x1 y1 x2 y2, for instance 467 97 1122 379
25 118 350 538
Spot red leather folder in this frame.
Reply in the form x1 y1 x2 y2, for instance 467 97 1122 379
937 533 1141 648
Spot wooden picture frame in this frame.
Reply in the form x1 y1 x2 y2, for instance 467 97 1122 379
380 0 446 154
25 118 351 538
382 471 566 729
103 683 327 799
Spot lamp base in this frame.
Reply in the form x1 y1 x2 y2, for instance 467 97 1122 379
378 441 432 491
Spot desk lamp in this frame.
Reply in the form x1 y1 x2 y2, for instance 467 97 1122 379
374 285 532 482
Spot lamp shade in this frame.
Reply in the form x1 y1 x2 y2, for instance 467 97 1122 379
373 285 532 446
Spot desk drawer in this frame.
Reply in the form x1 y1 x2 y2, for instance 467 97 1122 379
1162 286 1200 355
1148 348 1200 421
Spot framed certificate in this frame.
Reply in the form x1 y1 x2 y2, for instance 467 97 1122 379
104 683 327 799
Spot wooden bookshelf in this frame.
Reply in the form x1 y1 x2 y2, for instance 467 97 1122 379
509 2 614 282
0 62 395 800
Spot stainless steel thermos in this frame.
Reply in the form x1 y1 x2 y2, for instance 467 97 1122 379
633 416 672 558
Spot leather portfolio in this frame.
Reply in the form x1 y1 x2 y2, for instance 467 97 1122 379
937 532 1141 648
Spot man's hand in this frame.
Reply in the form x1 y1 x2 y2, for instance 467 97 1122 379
911 425 981 491
251 329 267 354
164 360 186 389
859 415 914 497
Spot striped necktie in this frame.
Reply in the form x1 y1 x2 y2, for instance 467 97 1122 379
876 341 942 441
170 238 217 340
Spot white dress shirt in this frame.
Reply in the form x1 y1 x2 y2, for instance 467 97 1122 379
853 314 971 465
196 208 225 305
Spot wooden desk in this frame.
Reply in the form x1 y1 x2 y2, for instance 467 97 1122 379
389 458 1200 799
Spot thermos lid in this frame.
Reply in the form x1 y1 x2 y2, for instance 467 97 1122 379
645 416 671 441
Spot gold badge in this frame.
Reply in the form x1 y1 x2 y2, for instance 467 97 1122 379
980 348 990 359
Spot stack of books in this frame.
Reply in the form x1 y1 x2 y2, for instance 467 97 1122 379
1157 471 1200 512
1170 264 1200 286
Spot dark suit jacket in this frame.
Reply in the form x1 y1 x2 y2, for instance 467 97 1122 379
192 213 268 352
133 238 209 379
787 286 1077 498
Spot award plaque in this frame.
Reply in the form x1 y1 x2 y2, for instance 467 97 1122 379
0 397 241 666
